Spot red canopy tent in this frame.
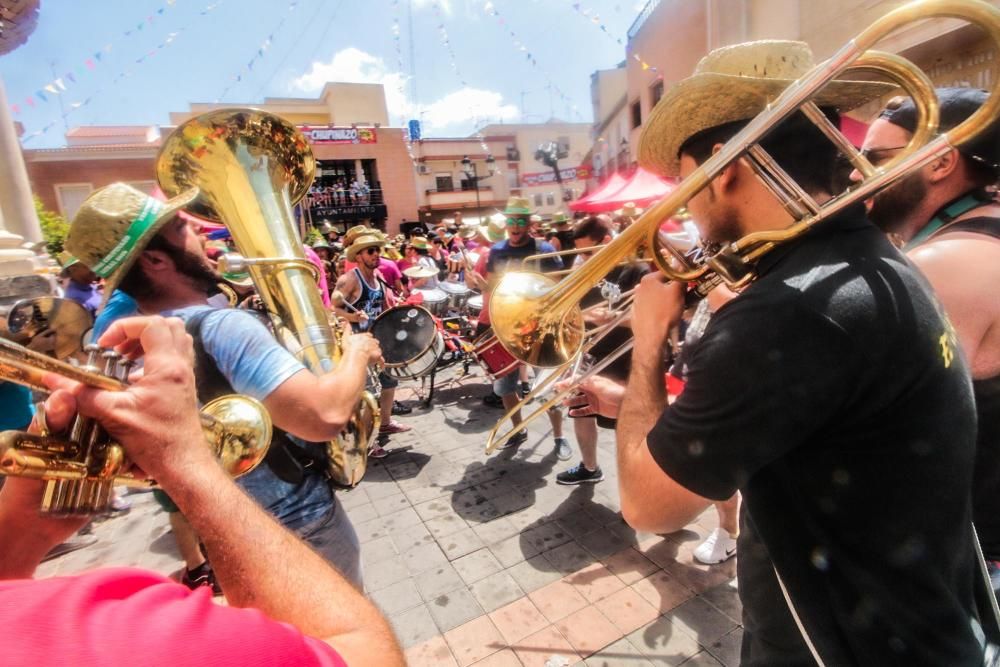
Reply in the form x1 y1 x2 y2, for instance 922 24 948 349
568 172 627 212
572 167 674 213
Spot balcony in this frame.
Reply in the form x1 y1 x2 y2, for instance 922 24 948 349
424 186 496 208
301 187 388 221
627 0 661 42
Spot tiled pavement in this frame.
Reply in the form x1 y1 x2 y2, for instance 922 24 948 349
37 368 741 666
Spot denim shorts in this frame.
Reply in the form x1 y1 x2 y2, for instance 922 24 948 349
297 493 363 590
493 369 520 397
379 370 399 390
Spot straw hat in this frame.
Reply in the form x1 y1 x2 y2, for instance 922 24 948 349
65 182 198 294
345 233 386 261
409 236 431 251
502 196 534 217
57 251 79 269
616 202 643 218
551 211 571 226
638 40 893 177
318 220 336 234
457 223 480 239
311 238 332 250
403 264 438 279
479 217 507 244
343 224 371 247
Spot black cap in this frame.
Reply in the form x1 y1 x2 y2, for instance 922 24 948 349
880 87 1000 173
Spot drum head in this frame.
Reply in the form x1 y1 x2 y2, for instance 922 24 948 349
468 294 483 310
415 288 446 304
371 306 437 365
440 280 469 296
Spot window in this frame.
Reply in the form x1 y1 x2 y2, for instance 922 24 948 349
506 145 521 161
546 193 556 206
507 170 520 189
631 100 642 129
556 136 570 159
435 173 454 191
533 193 544 207
55 183 93 220
650 80 664 108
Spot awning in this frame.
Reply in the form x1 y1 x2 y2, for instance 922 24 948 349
568 172 627 212
572 168 674 213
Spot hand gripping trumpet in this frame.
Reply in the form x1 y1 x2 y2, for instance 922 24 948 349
485 0 1000 454
0 338 272 514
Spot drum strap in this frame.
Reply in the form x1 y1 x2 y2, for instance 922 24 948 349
185 310 325 485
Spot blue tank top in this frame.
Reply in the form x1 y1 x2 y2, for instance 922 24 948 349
349 268 385 332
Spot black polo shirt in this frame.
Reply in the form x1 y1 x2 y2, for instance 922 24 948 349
646 208 983 665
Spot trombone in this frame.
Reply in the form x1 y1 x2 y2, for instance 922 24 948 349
484 0 1000 454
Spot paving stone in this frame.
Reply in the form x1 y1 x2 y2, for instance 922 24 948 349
429 586 487 633
363 555 411 592
679 652 724 666
426 512 470 540
602 547 659 585
438 527 486 561
595 587 661 636
414 497 457 521
578 526 636 560
361 535 398 565
373 492 412 517
506 554 564 594
443 615 506 667
468 570 525 613
564 562 628 604
390 603 441 649
555 605 624 658
521 521 574 553
347 502 378 524
584 637 655 667
405 634 459 667
370 577 423 616
487 533 540 568
699 580 742 625
630 571 696 614
382 505 424 531
664 597 738 646
390 523 436 552
402 541 450 575
471 516 522 545
488 597 549 645
544 540 597 574
513 624 581 667
704 628 742 667
453 547 505 585
556 512 604 538
415 562 467 601
338 488 372 509
365 480 402 501
627 616 704 666
491 489 535 516
354 516 388 544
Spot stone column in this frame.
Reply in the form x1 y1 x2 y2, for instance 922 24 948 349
0 76 42 243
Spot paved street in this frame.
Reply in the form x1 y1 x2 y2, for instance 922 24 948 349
38 367 740 666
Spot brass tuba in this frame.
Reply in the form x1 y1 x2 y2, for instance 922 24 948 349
155 109 378 488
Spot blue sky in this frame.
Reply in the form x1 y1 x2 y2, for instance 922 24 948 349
2 0 641 147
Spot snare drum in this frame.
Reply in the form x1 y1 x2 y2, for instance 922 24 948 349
370 305 445 380
439 280 470 312
414 288 448 317
467 293 483 318
472 329 519 379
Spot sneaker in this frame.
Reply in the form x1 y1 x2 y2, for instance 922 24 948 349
379 420 412 435
499 430 529 450
483 392 504 408
554 437 573 461
556 462 604 485
181 562 223 595
368 444 389 459
391 400 413 416
519 381 531 398
693 527 738 565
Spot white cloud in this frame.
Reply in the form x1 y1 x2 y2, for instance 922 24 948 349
290 47 519 136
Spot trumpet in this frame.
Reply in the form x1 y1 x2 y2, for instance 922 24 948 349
485 0 1000 453
0 338 271 514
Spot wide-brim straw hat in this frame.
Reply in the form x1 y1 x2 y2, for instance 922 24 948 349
457 223 480 239
409 236 431 251
638 40 894 178
345 233 386 261
343 225 372 247
479 217 507 244
65 182 198 296
551 211 571 226
503 196 534 217
617 202 643 218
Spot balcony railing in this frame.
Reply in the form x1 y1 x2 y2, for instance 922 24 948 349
302 187 387 221
627 0 661 42
424 186 495 206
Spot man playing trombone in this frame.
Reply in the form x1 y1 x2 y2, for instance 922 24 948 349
596 40 985 664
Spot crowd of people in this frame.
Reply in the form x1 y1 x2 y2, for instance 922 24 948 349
1 36 998 667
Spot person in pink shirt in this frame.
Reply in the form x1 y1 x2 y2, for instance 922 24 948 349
0 316 403 667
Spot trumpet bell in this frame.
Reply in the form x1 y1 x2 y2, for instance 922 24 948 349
201 394 272 478
490 272 585 368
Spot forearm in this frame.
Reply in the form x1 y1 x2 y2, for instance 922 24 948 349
0 482 87 579
161 460 402 664
617 348 668 523
316 351 370 427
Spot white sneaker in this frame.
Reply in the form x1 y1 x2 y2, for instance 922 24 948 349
693 527 738 564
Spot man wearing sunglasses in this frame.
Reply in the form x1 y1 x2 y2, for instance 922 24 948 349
482 197 570 454
854 88 1000 600
334 234 412 455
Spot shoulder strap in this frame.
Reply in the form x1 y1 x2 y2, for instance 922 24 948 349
935 216 1000 241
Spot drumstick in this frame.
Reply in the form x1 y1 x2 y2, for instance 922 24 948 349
330 290 368 320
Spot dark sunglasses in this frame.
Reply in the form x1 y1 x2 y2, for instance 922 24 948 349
362 247 382 256
506 218 530 228
858 145 907 163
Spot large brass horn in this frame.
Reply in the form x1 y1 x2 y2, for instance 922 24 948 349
0 338 271 514
488 0 1000 374
155 108 379 488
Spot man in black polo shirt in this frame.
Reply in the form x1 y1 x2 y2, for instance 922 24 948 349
613 41 985 665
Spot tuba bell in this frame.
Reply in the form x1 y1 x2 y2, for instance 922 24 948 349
155 108 378 488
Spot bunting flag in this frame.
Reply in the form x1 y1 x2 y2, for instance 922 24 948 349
19 1 226 143
214 0 300 103
567 1 659 74
389 0 417 165
481 1 582 121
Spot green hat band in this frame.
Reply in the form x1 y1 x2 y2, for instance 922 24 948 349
91 197 165 278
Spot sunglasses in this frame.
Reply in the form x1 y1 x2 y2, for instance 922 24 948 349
858 145 907 164
506 218 530 228
362 247 381 256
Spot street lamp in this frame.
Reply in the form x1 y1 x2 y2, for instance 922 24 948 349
461 154 496 220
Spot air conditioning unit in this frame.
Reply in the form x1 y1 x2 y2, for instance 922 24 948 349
416 164 430 175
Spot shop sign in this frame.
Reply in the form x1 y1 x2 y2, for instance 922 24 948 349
300 125 377 144
520 165 591 186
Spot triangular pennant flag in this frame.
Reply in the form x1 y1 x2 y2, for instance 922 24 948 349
25 96 35 107
11 103 20 114
37 90 48 102
85 58 95 69
44 84 58 94
94 52 102 61
54 78 66 91
66 72 76 83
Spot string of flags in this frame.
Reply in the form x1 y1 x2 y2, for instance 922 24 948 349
214 0 301 102
430 1 495 163
389 0 417 165
10 0 188 115
567 1 660 75
481 1 582 121
18 1 227 144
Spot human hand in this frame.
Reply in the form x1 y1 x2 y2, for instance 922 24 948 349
47 316 211 485
341 329 384 366
631 274 685 358
557 375 626 419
